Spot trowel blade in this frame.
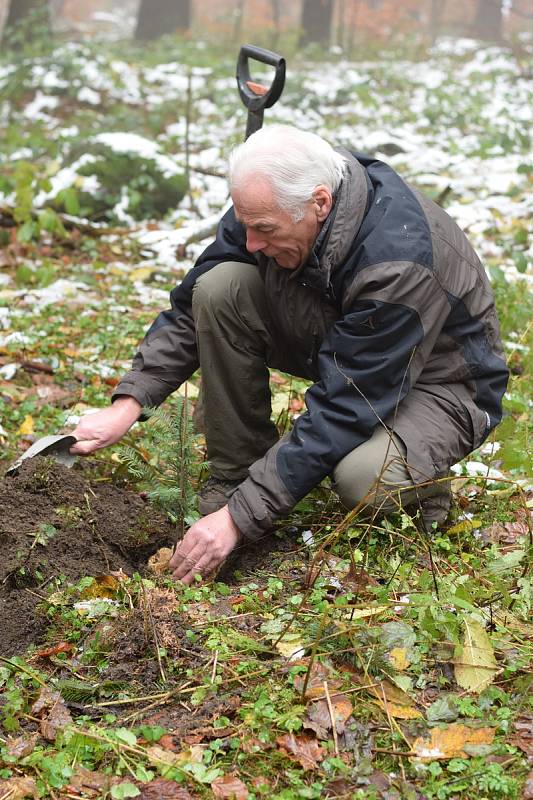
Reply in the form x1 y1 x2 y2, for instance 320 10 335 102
6 434 78 476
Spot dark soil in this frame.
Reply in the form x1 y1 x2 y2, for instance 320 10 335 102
0 457 177 657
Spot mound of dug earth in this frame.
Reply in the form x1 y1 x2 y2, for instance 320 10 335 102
0 458 177 657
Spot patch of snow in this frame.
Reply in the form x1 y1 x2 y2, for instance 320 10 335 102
451 461 506 481
23 279 91 310
23 91 59 121
0 331 31 346
0 364 17 380
93 132 181 177
78 87 101 105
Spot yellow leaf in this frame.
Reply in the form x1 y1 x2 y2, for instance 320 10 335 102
341 605 389 620
446 519 482 536
412 723 495 761
80 575 120 600
370 679 422 720
454 617 498 693
129 266 155 282
18 414 34 435
276 633 305 660
389 647 410 671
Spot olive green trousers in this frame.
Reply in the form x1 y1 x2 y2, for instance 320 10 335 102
192 261 451 525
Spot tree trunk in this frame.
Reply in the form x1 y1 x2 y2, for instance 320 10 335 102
472 0 503 42
270 0 281 49
300 0 334 47
2 0 51 45
135 0 191 41
429 0 446 42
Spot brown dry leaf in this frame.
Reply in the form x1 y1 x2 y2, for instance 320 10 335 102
211 773 249 799
148 547 174 575
292 660 341 699
6 733 38 759
522 770 533 800
370 679 422 720
412 723 496 761
157 734 181 752
35 384 74 407
31 686 73 741
41 698 73 741
304 694 353 739
31 686 61 714
66 765 115 797
508 715 533 759
0 776 39 799
454 617 498 693
138 779 194 800
34 641 73 658
276 732 325 771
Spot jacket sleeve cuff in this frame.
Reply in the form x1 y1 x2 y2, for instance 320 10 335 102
227 439 297 541
112 371 179 411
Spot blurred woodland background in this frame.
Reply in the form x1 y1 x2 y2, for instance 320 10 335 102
1 0 531 51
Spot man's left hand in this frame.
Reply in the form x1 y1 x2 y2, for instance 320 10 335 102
169 506 242 584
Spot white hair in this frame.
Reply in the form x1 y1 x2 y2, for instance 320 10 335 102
228 125 347 222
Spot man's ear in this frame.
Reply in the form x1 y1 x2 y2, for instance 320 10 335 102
313 185 333 221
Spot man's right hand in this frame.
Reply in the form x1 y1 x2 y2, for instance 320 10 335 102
70 396 142 455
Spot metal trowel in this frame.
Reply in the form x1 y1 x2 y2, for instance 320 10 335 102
6 434 78 476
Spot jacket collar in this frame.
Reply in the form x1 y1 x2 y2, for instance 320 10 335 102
287 149 368 292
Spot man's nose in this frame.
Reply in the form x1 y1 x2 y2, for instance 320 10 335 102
246 229 267 253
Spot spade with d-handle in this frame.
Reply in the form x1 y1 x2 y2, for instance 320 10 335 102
236 44 286 140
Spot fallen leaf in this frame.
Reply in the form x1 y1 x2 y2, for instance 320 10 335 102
454 617 499 693
146 744 204 769
129 267 155 282
446 518 482 535
35 384 74 407
275 632 305 660
31 686 73 741
148 547 174 575
157 734 181 752
292 660 341 699
211 773 249 799
66 766 115 797
41 697 73 741
370 679 423 720
138 779 193 800
412 723 496 761
304 693 353 739
6 733 38 758
276 733 325 771
0 776 39 799
18 413 34 435
389 647 410 671
80 575 121 600
522 770 533 800
508 715 533 758
34 641 73 658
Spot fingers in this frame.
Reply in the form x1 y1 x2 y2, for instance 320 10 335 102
168 508 242 585
70 438 101 455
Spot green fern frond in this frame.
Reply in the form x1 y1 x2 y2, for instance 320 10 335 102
118 396 204 531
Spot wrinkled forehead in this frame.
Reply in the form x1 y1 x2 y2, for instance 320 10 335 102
232 178 284 222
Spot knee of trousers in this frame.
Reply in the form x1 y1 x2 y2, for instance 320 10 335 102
332 432 413 511
192 261 263 320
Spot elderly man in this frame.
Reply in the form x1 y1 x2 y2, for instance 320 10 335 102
72 125 509 584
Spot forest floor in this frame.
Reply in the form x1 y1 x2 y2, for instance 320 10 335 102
0 32 531 800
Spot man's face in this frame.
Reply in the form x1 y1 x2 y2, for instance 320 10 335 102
232 178 332 270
